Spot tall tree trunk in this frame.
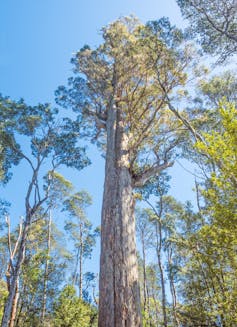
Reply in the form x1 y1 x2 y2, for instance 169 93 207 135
2 163 42 327
72 246 80 286
1 222 29 327
79 223 83 299
9 279 19 327
141 234 153 326
41 210 52 325
5 217 22 327
141 232 147 313
155 220 168 327
98 107 141 327
167 247 179 327
14 283 25 327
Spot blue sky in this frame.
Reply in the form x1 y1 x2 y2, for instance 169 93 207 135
0 0 184 104
0 0 195 277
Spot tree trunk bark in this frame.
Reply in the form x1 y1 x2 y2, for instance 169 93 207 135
9 279 19 327
1 223 29 327
98 107 142 327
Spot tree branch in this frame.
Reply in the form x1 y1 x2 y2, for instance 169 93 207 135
133 161 173 188
158 80 205 144
191 0 237 42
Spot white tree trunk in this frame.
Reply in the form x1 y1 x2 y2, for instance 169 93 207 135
1 223 29 327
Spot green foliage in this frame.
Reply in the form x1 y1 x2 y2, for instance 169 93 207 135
177 0 237 62
46 171 74 208
0 280 8 322
1 11 236 327
199 71 237 106
53 285 97 327
196 102 237 228
63 191 99 300
0 144 4 181
14 219 70 327
0 92 91 326
55 16 193 175
196 101 237 248
63 191 92 220
63 191 97 261
177 101 237 325
0 94 90 186
137 258 162 327
0 96 22 183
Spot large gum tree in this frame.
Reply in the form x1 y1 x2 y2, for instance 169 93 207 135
56 16 192 326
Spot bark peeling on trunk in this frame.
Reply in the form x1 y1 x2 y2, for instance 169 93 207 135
99 107 142 327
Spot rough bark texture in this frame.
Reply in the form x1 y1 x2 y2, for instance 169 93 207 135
99 107 142 327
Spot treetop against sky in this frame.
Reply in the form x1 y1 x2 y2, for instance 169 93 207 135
0 0 193 237
1 0 228 287
1 1 237 326
0 1 183 104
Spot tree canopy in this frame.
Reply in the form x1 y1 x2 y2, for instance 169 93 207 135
1 7 237 327
177 0 237 62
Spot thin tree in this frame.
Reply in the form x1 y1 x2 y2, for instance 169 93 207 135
63 191 98 299
0 98 89 327
41 172 73 325
136 208 153 322
5 217 22 327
